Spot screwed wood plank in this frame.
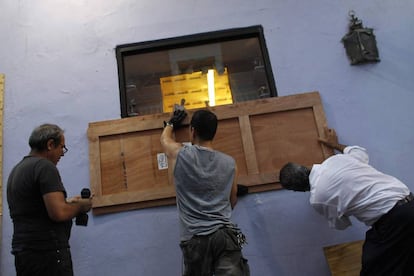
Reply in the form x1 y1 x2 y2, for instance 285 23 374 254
239 115 259 175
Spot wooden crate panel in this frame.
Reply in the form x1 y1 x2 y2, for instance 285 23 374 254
88 91 333 214
251 108 326 173
99 130 169 196
99 135 125 195
213 118 248 176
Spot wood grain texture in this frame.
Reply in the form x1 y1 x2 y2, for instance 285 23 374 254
88 91 333 214
324 240 364 276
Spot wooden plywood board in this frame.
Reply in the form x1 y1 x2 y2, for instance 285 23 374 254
88 91 333 214
324 240 364 276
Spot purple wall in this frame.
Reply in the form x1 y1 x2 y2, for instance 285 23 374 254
1 1 413 275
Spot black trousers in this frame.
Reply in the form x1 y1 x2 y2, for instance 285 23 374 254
361 200 414 276
14 247 74 276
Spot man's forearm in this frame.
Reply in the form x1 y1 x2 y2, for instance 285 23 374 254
160 124 174 146
330 143 347 153
160 124 182 159
318 127 347 153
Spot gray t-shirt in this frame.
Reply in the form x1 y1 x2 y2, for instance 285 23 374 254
174 145 236 241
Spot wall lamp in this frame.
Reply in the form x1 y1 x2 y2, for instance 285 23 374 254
341 11 380 65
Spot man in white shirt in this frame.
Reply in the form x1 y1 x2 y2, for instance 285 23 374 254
279 128 414 276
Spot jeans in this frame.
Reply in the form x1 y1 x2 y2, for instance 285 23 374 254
180 227 250 276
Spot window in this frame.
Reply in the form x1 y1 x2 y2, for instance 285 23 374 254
116 25 277 118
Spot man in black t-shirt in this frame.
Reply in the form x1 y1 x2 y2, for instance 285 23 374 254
7 124 93 276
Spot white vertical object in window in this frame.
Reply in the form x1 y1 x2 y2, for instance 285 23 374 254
207 69 216 106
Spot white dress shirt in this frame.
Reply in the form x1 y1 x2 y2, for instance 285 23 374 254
309 146 410 230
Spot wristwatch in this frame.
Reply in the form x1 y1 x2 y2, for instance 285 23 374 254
163 121 174 129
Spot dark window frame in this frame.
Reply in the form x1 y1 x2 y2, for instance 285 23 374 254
116 25 277 118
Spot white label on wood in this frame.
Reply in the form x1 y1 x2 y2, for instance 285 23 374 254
157 153 168 170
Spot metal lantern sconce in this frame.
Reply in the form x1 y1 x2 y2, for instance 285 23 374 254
341 11 380 65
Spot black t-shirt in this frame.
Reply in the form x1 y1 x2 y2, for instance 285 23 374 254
7 156 72 252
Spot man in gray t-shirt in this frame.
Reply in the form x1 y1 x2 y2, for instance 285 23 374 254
161 109 250 276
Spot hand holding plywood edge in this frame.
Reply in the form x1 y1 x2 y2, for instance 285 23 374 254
318 126 346 153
